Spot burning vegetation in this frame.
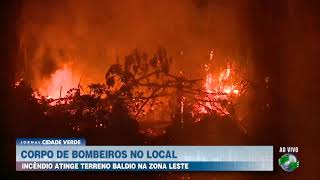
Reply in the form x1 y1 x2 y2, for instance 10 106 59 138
12 48 252 144
193 51 248 119
10 0 265 146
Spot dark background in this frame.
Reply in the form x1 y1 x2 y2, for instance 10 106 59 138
1 0 319 179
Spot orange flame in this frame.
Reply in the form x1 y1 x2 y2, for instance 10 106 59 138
195 61 241 116
39 65 79 99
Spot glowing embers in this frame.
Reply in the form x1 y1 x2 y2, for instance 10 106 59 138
39 65 79 99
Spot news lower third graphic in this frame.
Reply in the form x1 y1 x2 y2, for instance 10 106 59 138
16 138 273 171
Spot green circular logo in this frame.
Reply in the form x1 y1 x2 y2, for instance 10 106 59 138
278 153 299 172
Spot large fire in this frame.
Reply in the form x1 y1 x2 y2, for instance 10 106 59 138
12 48 248 138
38 65 79 99
17 48 246 122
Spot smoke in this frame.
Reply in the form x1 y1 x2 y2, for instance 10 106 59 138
18 0 249 90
